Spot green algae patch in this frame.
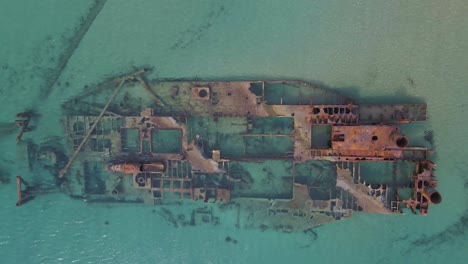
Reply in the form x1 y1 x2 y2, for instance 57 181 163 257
251 117 294 135
152 129 182 154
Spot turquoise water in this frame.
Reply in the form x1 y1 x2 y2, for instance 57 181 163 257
1 0 468 263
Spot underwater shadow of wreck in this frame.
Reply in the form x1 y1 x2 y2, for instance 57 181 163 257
328 85 426 105
71 64 425 105
150 73 426 105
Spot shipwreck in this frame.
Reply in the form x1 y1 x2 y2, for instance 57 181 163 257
15 69 440 232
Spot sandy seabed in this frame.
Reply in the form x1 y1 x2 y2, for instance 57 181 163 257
1 0 467 263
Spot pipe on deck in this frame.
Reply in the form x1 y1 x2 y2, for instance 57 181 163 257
59 69 146 178
16 176 30 206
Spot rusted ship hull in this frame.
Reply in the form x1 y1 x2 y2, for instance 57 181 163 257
17 71 439 232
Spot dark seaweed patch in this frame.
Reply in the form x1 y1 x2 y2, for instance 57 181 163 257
298 228 319 248
407 211 468 253
424 130 434 145
303 228 318 241
157 208 179 228
406 76 416 87
38 0 108 99
171 2 228 50
0 169 11 184
225 236 237 244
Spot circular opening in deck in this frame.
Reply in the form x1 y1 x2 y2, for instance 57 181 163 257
430 192 442 204
396 136 409 148
198 89 208 98
372 136 378 141
136 175 146 185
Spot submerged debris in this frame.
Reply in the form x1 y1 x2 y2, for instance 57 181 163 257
303 228 318 241
16 176 35 206
158 208 179 228
225 236 238 244
0 169 10 184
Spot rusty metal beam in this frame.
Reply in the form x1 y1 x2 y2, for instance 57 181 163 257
59 70 146 178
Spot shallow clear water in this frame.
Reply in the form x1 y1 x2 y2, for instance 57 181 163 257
1 0 468 263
